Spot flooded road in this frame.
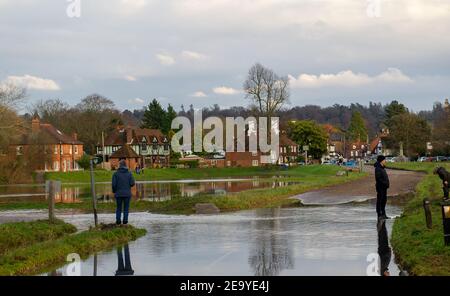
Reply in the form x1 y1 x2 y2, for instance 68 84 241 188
52 202 402 276
0 179 297 205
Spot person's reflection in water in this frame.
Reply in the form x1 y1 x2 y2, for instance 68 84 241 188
377 220 391 277
115 244 134 276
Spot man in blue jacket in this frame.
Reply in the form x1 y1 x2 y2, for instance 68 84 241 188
374 155 390 220
112 159 136 225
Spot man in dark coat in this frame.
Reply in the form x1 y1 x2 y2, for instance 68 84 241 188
112 159 136 225
374 155 390 220
434 167 449 200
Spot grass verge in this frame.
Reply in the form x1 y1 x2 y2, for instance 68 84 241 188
389 162 450 275
0 224 146 276
45 165 347 183
0 219 77 255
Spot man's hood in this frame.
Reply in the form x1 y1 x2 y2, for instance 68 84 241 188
118 166 129 173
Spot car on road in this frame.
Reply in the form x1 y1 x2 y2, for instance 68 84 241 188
418 156 428 162
435 156 448 162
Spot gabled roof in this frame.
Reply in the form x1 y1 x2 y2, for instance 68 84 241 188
103 127 168 146
13 123 82 145
280 134 297 147
110 145 140 159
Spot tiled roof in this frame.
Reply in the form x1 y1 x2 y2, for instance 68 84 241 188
14 123 82 145
280 134 297 146
103 127 167 146
110 145 140 159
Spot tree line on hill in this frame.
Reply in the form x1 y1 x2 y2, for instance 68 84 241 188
0 63 448 182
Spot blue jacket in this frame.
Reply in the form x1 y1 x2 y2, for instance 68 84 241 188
112 166 135 198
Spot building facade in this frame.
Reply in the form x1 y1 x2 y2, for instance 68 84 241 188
97 126 170 168
9 116 84 172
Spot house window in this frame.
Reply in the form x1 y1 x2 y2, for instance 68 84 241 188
252 160 259 167
69 146 72 155
74 146 78 155
53 161 59 171
227 161 231 167
60 146 63 155
16 146 23 156
252 151 258 157
54 146 58 154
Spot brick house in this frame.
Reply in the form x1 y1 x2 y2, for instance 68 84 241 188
9 116 84 172
109 145 141 171
97 126 170 168
225 151 262 167
278 133 299 164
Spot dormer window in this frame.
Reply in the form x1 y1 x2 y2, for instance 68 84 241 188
16 146 23 156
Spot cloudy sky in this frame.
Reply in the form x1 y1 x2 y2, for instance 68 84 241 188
1 0 449 112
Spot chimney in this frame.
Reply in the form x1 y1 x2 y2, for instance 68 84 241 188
72 133 78 141
31 115 40 133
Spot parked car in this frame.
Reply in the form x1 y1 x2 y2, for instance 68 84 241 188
386 157 396 163
418 157 428 162
436 156 448 162
344 160 358 167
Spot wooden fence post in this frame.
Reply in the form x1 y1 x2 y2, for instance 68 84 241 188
423 198 433 229
46 180 60 223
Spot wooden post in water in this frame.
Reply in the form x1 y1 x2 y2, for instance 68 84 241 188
90 159 98 227
46 180 60 223
423 198 433 229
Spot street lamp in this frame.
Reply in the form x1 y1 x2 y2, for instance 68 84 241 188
441 201 450 246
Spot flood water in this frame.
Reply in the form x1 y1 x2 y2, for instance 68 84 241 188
0 179 297 204
50 203 402 276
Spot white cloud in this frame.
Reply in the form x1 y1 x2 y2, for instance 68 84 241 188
4 75 60 91
128 98 145 105
118 0 149 15
124 75 137 81
190 91 207 98
156 53 176 66
289 68 413 88
213 86 241 95
182 50 208 61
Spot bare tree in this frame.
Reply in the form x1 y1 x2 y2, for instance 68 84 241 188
0 84 27 149
0 83 27 108
29 99 70 127
244 63 290 118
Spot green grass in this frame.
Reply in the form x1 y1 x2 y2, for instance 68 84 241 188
44 165 346 184
0 219 77 255
2 166 366 214
0 224 147 276
390 162 450 275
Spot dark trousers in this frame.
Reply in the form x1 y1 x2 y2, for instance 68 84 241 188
116 197 131 223
444 185 449 199
376 188 388 217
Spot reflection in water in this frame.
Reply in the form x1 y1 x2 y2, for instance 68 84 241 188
377 220 392 277
50 204 403 276
248 208 294 276
115 244 134 276
1 180 298 204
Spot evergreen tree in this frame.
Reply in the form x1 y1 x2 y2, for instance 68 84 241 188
142 99 167 131
165 104 177 133
385 100 408 128
347 111 368 142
